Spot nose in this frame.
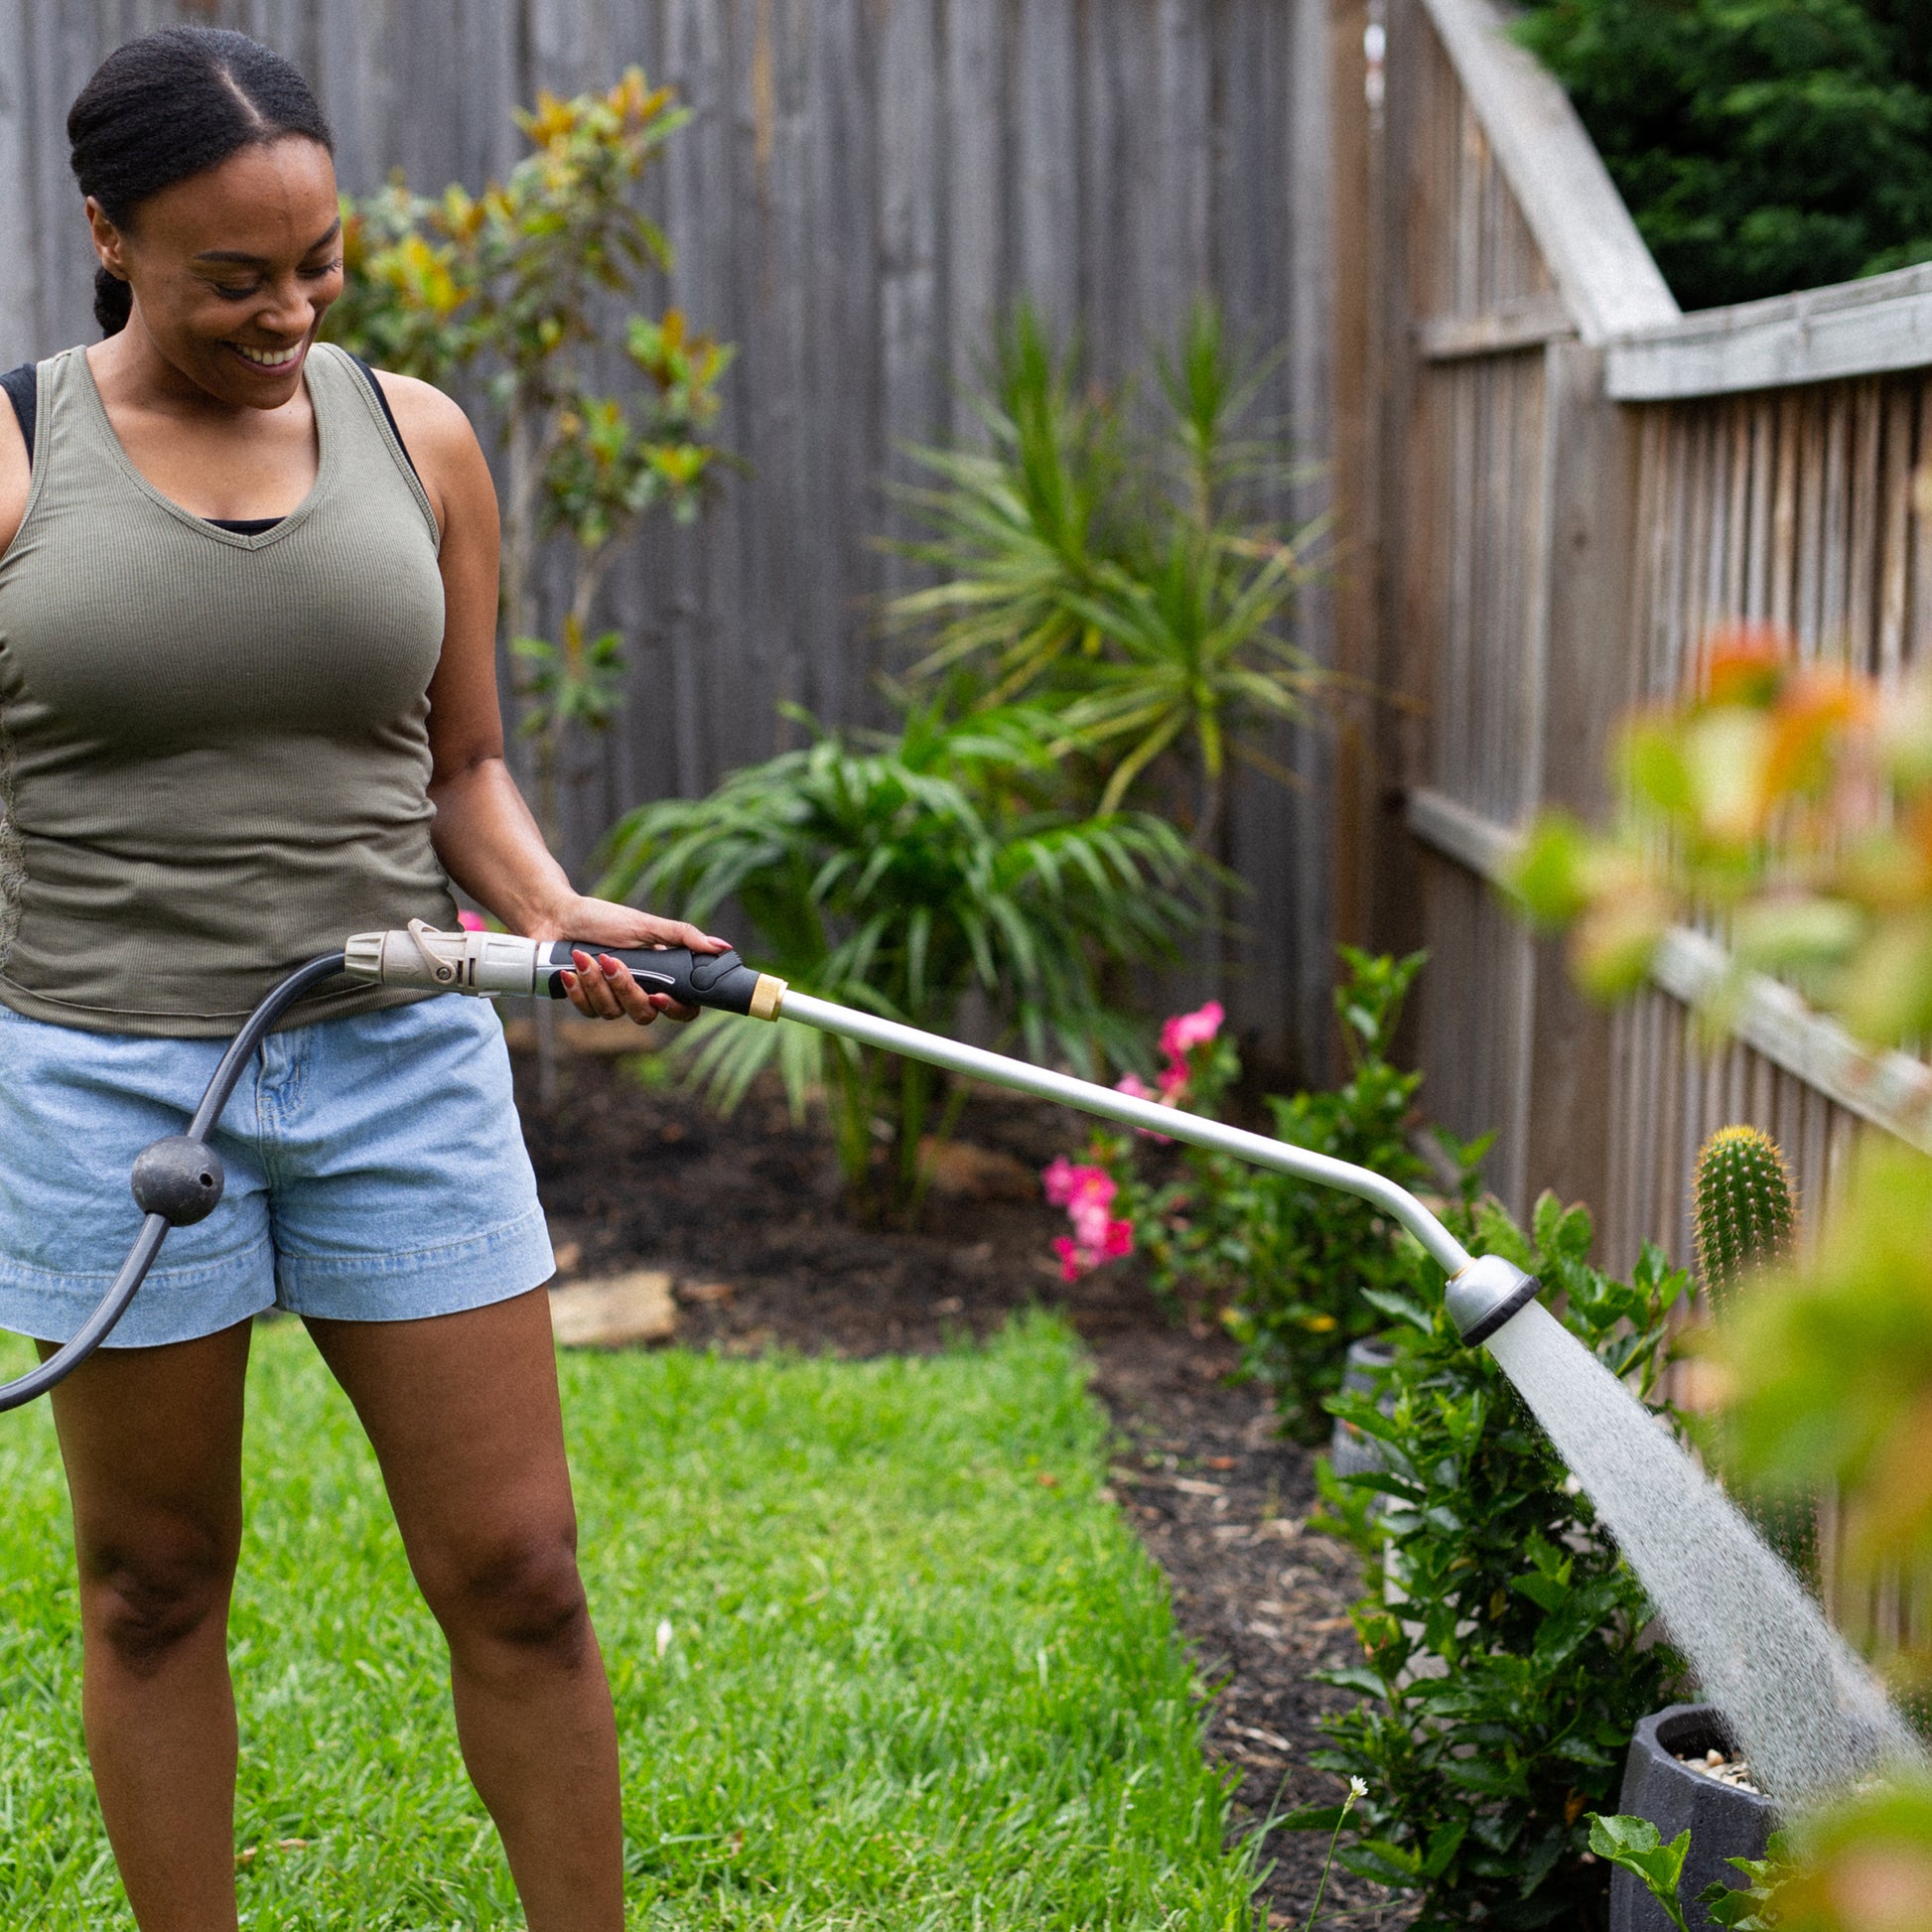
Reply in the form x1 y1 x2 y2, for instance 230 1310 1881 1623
257 271 315 340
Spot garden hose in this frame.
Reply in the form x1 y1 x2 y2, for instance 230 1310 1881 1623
0 923 1538 1414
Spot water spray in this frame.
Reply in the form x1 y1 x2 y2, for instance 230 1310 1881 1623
0 924 1537 1416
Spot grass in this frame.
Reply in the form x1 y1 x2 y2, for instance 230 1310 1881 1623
0 1312 1261 1929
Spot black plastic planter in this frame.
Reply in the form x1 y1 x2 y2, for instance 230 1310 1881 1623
1327 1336 1396 1479
1608 1705 1775 1932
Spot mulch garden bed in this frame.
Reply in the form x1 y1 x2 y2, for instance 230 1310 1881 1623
515 1038 1415 1928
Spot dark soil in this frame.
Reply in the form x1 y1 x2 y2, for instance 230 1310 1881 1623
516 1041 1414 1929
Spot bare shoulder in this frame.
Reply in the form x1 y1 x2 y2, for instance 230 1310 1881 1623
360 366 496 541
0 391 29 561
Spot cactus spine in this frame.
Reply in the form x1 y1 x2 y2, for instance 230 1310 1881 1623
1694 1124 1796 1310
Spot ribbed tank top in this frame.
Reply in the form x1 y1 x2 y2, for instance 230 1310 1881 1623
0 343 460 1035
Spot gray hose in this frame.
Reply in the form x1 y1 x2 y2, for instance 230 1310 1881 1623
0 952 346 1414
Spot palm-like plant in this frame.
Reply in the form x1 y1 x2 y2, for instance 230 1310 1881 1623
889 300 1324 848
596 705 1205 1225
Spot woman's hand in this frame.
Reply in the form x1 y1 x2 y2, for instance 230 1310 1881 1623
531 896 733 1027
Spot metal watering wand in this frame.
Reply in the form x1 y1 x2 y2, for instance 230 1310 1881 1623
0 924 1542 1413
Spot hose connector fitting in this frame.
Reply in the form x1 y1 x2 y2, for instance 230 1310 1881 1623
1446 1253 1541 1346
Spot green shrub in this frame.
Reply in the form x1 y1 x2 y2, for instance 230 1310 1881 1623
1516 0 1932 309
596 703 1203 1226
1299 1192 1687 1930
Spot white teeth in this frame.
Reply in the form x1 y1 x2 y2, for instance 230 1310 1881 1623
231 343 300 367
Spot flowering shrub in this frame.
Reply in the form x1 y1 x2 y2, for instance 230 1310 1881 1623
1038 999 1235 1282
1038 951 1480 1438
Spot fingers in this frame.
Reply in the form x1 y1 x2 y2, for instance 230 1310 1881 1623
563 950 656 1027
559 951 705 1027
634 916 731 955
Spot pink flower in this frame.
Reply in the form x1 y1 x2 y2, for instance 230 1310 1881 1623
1044 1160 1115 1212
1046 1160 1134 1279
1160 1000 1224 1063
457 909 487 932
1069 1201 1112 1251
1157 1061 1191 1101
1115 1070 1175 1142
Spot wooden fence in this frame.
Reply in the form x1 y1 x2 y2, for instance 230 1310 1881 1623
0 0 1339 1066
1346 0 1932 1276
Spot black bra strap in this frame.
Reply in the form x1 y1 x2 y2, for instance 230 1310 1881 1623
2 364 36 466
345 352 420 484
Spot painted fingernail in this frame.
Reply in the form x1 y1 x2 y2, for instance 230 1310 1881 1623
599 954 621 973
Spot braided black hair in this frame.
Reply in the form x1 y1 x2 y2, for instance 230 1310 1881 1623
68 26 335 337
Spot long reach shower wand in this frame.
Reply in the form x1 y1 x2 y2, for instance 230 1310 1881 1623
0 925 1541 1413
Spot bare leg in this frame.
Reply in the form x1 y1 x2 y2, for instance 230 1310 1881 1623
42 1320 254 1932
304 1290 622 1932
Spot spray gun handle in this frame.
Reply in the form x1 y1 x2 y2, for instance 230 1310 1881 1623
343 925 787 1020
541 941 785 1019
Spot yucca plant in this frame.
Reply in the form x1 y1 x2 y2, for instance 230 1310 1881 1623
889 300 1324 848
596 704 1206 1225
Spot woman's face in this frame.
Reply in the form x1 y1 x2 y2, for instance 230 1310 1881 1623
86 135 345 408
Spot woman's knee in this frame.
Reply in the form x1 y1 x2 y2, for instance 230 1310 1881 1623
417 1520 592 1664
77 1516 239 1674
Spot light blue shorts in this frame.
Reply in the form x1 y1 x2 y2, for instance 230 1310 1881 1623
0 993 554 1348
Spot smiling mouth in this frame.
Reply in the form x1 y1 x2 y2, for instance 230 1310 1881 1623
225 341 304 370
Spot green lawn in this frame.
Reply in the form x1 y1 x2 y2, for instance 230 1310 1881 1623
0 1313 1259 1929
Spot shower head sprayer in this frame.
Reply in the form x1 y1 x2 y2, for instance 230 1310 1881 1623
1445 1254 1541 1346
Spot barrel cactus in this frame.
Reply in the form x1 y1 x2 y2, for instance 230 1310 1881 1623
1694 1124 1814 1580
1693 1125 1795 1311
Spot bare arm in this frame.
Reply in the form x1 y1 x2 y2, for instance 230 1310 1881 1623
377 370 728 1025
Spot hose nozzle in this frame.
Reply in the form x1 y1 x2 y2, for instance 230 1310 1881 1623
344 924 786 1019
1445 1254 1541 1345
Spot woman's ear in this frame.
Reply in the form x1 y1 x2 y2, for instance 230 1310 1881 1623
84 196 129 281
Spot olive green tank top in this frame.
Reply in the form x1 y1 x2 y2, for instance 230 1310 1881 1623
0 343 459 1036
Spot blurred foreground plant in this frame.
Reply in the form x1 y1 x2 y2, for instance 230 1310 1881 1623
1510 624 1932 1046
596 704 1205 1226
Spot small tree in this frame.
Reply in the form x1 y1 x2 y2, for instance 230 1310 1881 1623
328 70 732 855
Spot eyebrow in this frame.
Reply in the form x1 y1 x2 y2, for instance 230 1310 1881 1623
192 217 342 268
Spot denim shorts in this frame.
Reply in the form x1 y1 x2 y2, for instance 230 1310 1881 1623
0 993 554 1348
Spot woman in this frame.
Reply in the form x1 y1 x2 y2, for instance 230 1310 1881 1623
0 26 704 1930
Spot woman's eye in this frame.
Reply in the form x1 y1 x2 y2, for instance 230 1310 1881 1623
213 285 259 301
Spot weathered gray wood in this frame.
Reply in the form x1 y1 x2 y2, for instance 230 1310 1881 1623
0 0 39 361
1416 298 1574 360
1416 0 1677 344
1609 263 1932 402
